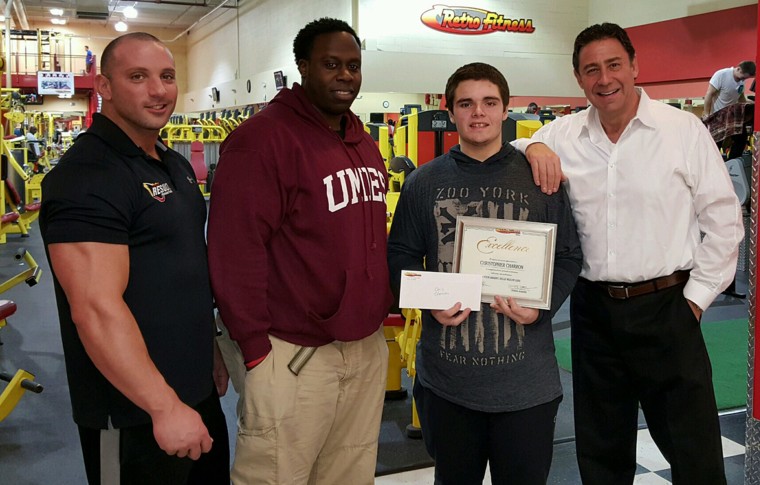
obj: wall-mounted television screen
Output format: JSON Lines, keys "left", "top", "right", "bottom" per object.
{"left": 274, "top": 70, "right": 287, "bottom": 90}
{"left": 22, "top": 92, "right": 43, "bottom": 105}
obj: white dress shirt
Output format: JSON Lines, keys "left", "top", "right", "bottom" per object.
{"left": 512, "top": 89, "right": 743, "bottom": 310}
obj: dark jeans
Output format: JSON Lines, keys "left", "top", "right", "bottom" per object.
{"left": 78, "top": 390, "right": 229, "bottom": 485}
{"left": 414, "top": 379, "right": 561, "bottom": 485}
{"left": 571, "top": 278, "right": 726, "bottom": 485}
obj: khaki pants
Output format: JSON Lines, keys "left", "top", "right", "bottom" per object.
{"left": 232, "top": 326, "right": 388, "bottom": 485}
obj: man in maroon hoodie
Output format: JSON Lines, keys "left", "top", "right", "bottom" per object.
{"left": 207, "top": 17, "right": 391, "bottom": 485}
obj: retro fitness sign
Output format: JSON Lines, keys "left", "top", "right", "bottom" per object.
{"left": 421, "top": 5, "right": 535, "bottom": 35}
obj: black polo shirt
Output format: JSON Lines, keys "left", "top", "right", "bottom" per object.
{"left": 41, "top": 113, "right": 215, "bottom": 429}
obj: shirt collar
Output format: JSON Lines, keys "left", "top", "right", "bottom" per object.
{"left": 85, "top": 113, "right": 168, "bottom": 160}
{"left": 581, "top": 87, "right": 656, "bottom": 141}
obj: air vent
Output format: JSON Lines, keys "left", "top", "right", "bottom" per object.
{"left": 76, "top": 10, "right": 109, "bottom": 20}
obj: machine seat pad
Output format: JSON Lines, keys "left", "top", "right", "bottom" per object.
{"left": 0, "top": 299, "right": 17, "bottom": 320}
{"left": 383, "top": 314, "right": 405, "bottom": 327}
{"left": 1, "top": 212, "right": 19, "bottom": 223}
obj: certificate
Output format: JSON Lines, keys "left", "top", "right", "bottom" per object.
{"left": 398, "top": 271, "right": 482, "bottom": 310}
{"left": 452, "top": 216, "right": 556, "bottom": 310}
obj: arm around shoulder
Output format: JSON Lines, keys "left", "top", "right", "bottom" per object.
{"left": 511, "top": 124, "right": 565, "bottom": 195}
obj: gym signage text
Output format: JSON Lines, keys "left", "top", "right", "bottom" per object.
{"left": 420, "top": 5, "right": 535, "bottom": 35}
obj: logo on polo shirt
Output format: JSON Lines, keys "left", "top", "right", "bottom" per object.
{"left": 143, "top": 182, "right": 174, "bottom": 202}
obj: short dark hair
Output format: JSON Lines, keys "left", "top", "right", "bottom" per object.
{"left": 739, "top": 60, "right": 756, "bottom": 76}
{"left": 293, "top": 18, "right": 361, "bottom": 64}
{"left": 100, "top": 32, "right": 164, "bottom": 76}
{"left": 445, "top": 62, "right": 510, "bottom": 113}
{"left": 572, "top": 22, "right": 636, "bottom": 73}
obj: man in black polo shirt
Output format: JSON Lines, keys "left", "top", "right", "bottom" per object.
{"left": 40, "top": 32, "right": 229, "bottom": 485}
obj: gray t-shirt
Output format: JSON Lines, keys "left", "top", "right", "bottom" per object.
{"left": 388, "top": 144, "right": 582, "bottom": 412}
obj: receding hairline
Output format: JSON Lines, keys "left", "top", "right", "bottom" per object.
{"left": 101, "top": 33, "right": 173, "bottom": 76}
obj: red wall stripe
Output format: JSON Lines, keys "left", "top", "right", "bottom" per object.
{"left": 626, "top": 5, "right": 757, "bottom": 84}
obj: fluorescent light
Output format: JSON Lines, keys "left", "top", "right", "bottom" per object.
{"left": 123, "top": 6, "right": 138, "bottom": 19}
{"left": 115, "top": 21, "right": 128, "bottom": 32}
{"left": 50, "top": 8, "right": 64, "bottom": 16}
{"left": 51, "top": 18, "right": 67, "bottom": 25}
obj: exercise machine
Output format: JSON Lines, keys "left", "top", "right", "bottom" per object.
{"left": 0, "top": 248, "right": 44, "bottom": 422}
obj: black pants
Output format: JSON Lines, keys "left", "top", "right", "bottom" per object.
{"left": 414, "top": 379, "right": 561, "bottom": 485}
{"left": 78, "top": 390, "right": 229, "bottom": 485}
{"left": 570, "top": 279, "right": 725, "bottom": 485}
{"left": 718, "top": 133, "right": 748, "bottom": 160}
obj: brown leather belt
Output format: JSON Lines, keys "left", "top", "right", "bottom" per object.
{"left": 592, "top": 270, "right": 690, "bottom": 300}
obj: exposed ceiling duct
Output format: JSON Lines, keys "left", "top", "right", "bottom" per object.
{"left": 75, "top": 10, "right": 109, "bottom": 20}
{"left": 75, "top": 0, "right": 109, "bottom": 20}
{"left": 10, "top": 0, "right": 28, "bottom": 31}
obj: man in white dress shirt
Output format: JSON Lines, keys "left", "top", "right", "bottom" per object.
{"left": 513, "top": 23, "right": 742, "bottom": 485}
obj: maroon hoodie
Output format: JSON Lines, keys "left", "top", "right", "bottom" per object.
{"left": 207, "top": 83, "right": 392, "bottom": 363}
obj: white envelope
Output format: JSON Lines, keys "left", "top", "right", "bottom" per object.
{"left": 398, "top": 270, "right": 482, "bottom": 311}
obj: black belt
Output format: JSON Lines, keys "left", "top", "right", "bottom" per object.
{"left": 588, "top": 270, "right": 690, "bottom": 300}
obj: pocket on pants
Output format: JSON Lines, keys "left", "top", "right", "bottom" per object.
{"left": 239, "top": 342, "right": 296, "bottom": 435}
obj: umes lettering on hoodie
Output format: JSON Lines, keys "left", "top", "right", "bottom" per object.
{"left": 323, "top": 166, "right": 387, "bottom": 213}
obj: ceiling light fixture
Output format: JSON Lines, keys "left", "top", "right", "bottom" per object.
{"left": 115, "top": 21, "right": 128, "bottom": 32}
{"left": 123, "top": 6, "right": 138, "bottom": 19}
{"left": 50, "top": 8, "right": 64, "bottom": 16}
{"left": 51, "top": 18, "right": 67, "bottom": 25}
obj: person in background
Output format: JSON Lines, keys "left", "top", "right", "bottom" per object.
{"left": 388, "top": 62, "right": 582, "bottom": 484}
{"left": 513, "top": 23, "right": 742, "bottom": 485}
{"left": 25, "top": 126, "right": 42, "bottom": 158}
{"left": 207, "top": 17, "right": 391, "bottom": 485}
{"left": 40, "top": 32, "right": 229, "bottom": 485}
{"left": 527, "top": 101, "right": 539, "bottom": 114}
{"left": 703, "top": 61, "right": 754, "bottom": 298}
{"left": 703, "top": 60, "right": 755, "bottom": 160}
{"left": 704, "top": 61, "right": 755, "bottom": 120}
{"left": 85, "top": 45, "right": 94, "bottom": 73}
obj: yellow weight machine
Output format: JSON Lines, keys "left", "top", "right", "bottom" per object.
{"left": 384, "top": 308, "right": 423, "bottom": 438}
{"left": 0, "top": 135, "right": 45, "bottom": 243}
{"left": 0, "top": 248, "right": 44, "bottom": 422}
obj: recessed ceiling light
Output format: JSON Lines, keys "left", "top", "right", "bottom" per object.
{"left": 50, "top": 8, "right": 64, "bottom": 16}
{"left": 51, "top": 18, "right": 67, "bottom": 25}
{"left": 123, "top": 6, "right": 138, "bottom": 19}
{"left": 115, "top": 21, "right": 128, "bottom": 32}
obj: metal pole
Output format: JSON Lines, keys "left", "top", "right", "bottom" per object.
{"left": 745, "top": 132, "right": 760, "bottom": 484}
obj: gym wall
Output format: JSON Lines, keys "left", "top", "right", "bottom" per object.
{"left": 181, "top": 0, "right": 756, "bottom": 113}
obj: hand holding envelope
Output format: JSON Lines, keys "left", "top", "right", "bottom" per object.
{"left": 399, "top": 271, "right": 482, "bottom": 311}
